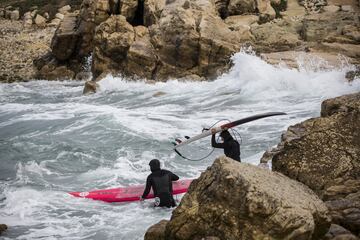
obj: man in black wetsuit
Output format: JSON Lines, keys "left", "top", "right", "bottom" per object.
{"left": 211, "top": 129, "right": 241, "bottom": 162}
{"left": 140, "top": 159, "right": 179, "bottom": 207}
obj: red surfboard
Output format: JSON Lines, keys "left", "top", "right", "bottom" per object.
{"left": 69, "top": 179, "right": 193, "bottom": 203}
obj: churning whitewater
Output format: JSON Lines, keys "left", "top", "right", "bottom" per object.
{"left": 0, "top": 51, "right": 359, "bottom": 239}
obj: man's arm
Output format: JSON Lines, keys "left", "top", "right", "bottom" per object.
{"left": 211, "top": 133, "right": 224, "bottom": 148}
{"left": 170, "top": 172, "right": 179, "bottom": 181}
{"left": 141, "top": 176, "right": 152, "bottom": 199}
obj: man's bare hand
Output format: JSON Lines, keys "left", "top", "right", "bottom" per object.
{"left": 211, "top": 128, "right": 217, "bottom": 135}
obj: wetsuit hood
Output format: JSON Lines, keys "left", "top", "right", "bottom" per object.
{"left": 220, "top": 130, "right": 233, "bottom": 141}
{"left": 149, "top": 159, "right": 161, "bottom": 172}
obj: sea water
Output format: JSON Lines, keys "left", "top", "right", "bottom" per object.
{"left": 0, "top": 51, "right": 359, "bottom": 239}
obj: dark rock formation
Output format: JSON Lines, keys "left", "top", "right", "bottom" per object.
{"left": 51, "top": 13, "right": 79, "bottom": 61}
{"left": 144, "top": 219, "right": 168, "bottom": 240}
{"left": 0, "top": 224, "right": 7, "bottom": 235}
{"left": 323, "top": 224, "right": 359, "bottom": 240}
{"left": 145, "top": 156, "right": 331, "bottom": 240}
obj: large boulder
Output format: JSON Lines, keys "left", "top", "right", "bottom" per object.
{"left": 10, "top": 10, "right": 19, "bottom": 21}
{"left": 34, "top": 14, "right": 47, "bottom": 27}
{"left": 0, "top": 224, "right": 7, "bottom": 235}
{"left": 270, "top": 92, "right": 360, "bottom": 198}
{"left": 92, "top": 0, "right": 247, "bottom": 80}
{"left": 301, "top": 12, "right": 359, "bottom": 44}
{"left": 265, "top": 92, "right": 360, "bottom": 235}
{"left": 251, "top": 18, "right": 303, "bottom": 52}
{"left": 92, "top": 15, "right": 135, "bottom": 77}
{"left": 51, "top": 13, "right": 79, "bottom": 61}
{"left": 145, "top": 157, "right": 331, "bottom": 240}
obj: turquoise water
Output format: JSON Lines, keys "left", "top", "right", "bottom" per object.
{"left": 0, "top": 51, "right": 359, "bottom": 239}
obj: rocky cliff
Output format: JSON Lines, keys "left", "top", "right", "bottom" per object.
{"left": 36, "top": 0, "right": 360, "bottom": 85}
{"left": 262, "top": 92, "right": 360, "bottom": 237}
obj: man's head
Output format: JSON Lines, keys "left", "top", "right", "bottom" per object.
{"left": 149, "top": 159, "right": 161, "bottom": 172}
{"left": 220, "top": 130, "right": 233, "bottom": 141}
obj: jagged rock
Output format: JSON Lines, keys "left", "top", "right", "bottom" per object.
{"left": 196, "top": 12, "right": 242, "bottom": 78}
{"left": 83, "top": 80, "right": 99, "bottom": 94}
{"left": 267, "top": 93, "right": 360, "bottom": 235}
{"left": 51, "top": 13, "right": 79, "bottom": 61}
{"left": 227, "top": 0, "right": 257, "bottom": 15}
{"left": 321, "top": 93, "right": 360, "bottom": 117}
{"left": 75, "top": 71, "right": 92, "bottom": 80}
{"left": 0, "top": 224, "right": 7, "bottom": 235}
{"left": 301, "top": 12, "right": 359, "bottom": 44}
{"left": 34, "top": 14, "right": 47, "bottom": 27}
{"left": 257, "top": 0, "right": 276, "bottom": 22}
{"left": 146, "top": 157, "right": 331, "bottom": 240}
{"left": 251, "top": 19, "right": 303, "bottom": 52}
{"left": 49, "top": 18, "right": 61, "bottom": 27}
{"left": 326, "top": 199, "right": 360, "bottom": 235}
{"left": 272, "top": 92, "right": 360, "bottom": 198}
{"left": 119, "top": 0, "right": 138, "bottom": 22}
{"left": 126, "top": 26, "right": 157, "bottom": 79}
{"left": 31, "top": 10, "right": 38, "bottom": 18}
{"left": 58, "top": 5, "right": 71, "bottom": 14}
{"left": 224, "top": 15, "right": 258, "bottom": 32}
{"left": 317, "top": 43, "right": 360, "bottom": 62}
{"left": 10, "top": 10, "right": 19, "bottom": 21}
{"left": 323, "top": 224, "right": 359, "bottom": 240}
{"left": 92, "top": 15, "right": 135, "bottom": 77}
{"left": 345, "top": 66, "right": 360, "bottom": 82}
{"left": 144, "top": 220, "right": 168, "bottom": 240}
{"left": 260, "top": 51, "right": 359, "bottom": 70}
{"left": 55, "top": 13, "right": 65, "bottom": 20}
{"left": 109, "top": 0, "right": 120, "bottom": 14}
{"left": 143, "top": 0, "right": 166, "bottom": 26}
{"left": 76, "top": 0, "right": 111, "bottom": 57}
{"left": 38, "top": 64, "right": 75, "bottom": 80}
{"left": 23, "top": 12, "right": 33, "bottom": 27}
{"left": 95, "top": 0, "right": 110, "bottom": 24}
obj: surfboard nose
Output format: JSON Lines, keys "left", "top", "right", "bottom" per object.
{"left": 69, "top": 192, "right": 80, "bottom": 197}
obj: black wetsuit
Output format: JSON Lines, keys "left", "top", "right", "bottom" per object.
{"left": 142, "top": 169, "right": 179, "bottom": 207}
{"left": 211, "top": 132, "right": 241, "bottom": 162}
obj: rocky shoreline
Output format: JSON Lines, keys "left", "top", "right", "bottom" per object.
{"left": 0, "top": 0, "right": 359, "bottom": 86}
{"left": 145, "top": 92, "right": 360, "bottom": 240}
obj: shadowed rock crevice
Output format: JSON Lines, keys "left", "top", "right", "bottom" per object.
{"left": 130, "top": 0, "right": 144, "bottom": 26}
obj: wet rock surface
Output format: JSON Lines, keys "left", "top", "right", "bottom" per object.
{"left": 145, "top": 156, "right": 331, "bottom": 240}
